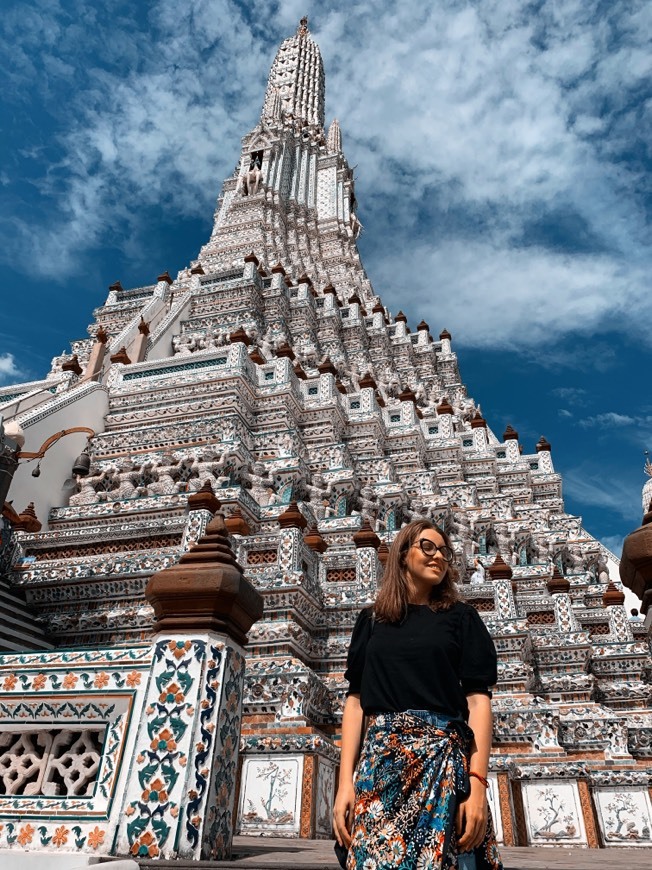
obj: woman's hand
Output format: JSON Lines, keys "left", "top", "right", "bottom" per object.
{"left": 456, "top": 778, "right": 488, "bottom": 852}
{"left": 333, "top": 778, "right": 356, "bottom": 848}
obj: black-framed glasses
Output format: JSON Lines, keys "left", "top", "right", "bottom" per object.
{"left": 412, "top": 538, "right": 454, "bottom": 562}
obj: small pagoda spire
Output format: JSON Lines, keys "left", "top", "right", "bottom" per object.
{"left": 602, "top": 580, "right": 625, "bottom": 607}
{"left": 353, "top": 517, "right": 381, "bottom": 550}
{"left": 488, "top": 553, "right": 513, "bottom": 581}
{"left": 327, "top": 118, "right": 342, "bottom": 153}
{"left": 13, "top": 502, "right": 42, "bottom": 533}
{"left": 145, "top": 513, "right": 263, "bottom": 642}
{"left": 261, "top": 18, "right": 325, "bottom": 130}
{"left": 224, "top": 506, "right": 251, "bottom": 537}
{"left": 377, "top": 538, "right": 390, "bottom": 565}
{"left": 304, "top": 523, "right": 328, "bottom": 553}
{"left": 547, "top": 565, "right": 570, "bottom": 595}
{"left": 187, "top": 480, "right": 221, "bottom": 514}
{"left": 278, "top": 501, "right": 307, "bottom": 530}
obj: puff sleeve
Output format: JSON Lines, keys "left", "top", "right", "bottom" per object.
{"left": 343, "top": 608, "right": 373, "bottom": 695}
{"left": 459, "top": 604, "right": 498, "bottom": 697}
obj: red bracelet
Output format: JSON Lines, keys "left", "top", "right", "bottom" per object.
{"left": 469, "top": 771, "right": 489, "bottom": 788}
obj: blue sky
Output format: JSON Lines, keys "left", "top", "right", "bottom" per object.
{"left": 1, "top": 0, "right": 650, "bottom": 555}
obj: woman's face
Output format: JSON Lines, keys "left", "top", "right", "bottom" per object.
{"left": 403, "top": 527, "right": 449, "bottom": 601}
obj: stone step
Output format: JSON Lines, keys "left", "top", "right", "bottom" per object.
{"left": 0, "top": 579, "right": 54, "bottom": 650}
{"left": 128, "top": 838, "right": 652, "bottom": 870}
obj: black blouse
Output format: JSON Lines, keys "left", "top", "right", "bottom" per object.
{"left": 344, "top": 602, "right": 498, "bottom": 721}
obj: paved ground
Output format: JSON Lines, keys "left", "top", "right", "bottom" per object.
{"left": 136, "top": 834, "right": 652, "bottom": 869}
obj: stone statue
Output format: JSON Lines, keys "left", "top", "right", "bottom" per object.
{"left": 469, "top": 558, "right": 485, "bottom": 585}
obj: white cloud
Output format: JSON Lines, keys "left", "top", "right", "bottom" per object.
{"left": 0, "top": 353, "right": 21, "bottom": 384}
{"left": 579, "top": 412, "right": 649, "bottom": 429}
{"left": 551, "top": 387, "right": 589, "bottom": 404}
{"left": 0, "top": 0, "right": 651, "bottom": 350}
{"left": 563, "top": 467, "right": 642, "bottom": 523}
{"left": 600, "top": 534, "right": 625, "bottom": 558}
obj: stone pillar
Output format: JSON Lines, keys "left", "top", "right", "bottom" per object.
{"left": 471, "top": 411, "right": 488, "bottom": 451}
{"left": 353, "top": 518, "right": 381, "bottom": 601}
{"left": 277, "top": 501, "right": 307, "bottom": 577}
{"left": 436, "top": 396, "right": 454, "bottom": 438}
{"left": 577, "top": 779, "right": 601, "bottom": 848}
{"left": 81, "top": 325, "right": 109, "bottom": 382}
{"left": 0, "top": 433, "right": 19, "bottom": 507}
{"left": 502, "top": 425, "right": 520, "bottom": 462}
{"left": 116, "top": 513, "right": 263, "bottom": 861}
{"left": 131, "top": 318, "right": 150, "bottom": 363}
{"left": 496, "top": 771, "right": 515, "bottom": 846}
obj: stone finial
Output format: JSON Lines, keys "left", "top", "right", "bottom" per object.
{"left": 276, "top": 341, "right": 295, "bottom": 360}
{"left": 304, "top": 523, "right": 328, "bottom": 553}
{"left": 229, "top": 326, "right": 251, "bottom": 346}
{"left": 293, "top": 362, "right": 308, "bottom": 380}
{"left": 395, "top": 310, "right": 407, "bottom": 323}
{"left": 298, "top": 273, "right": 313, "bottom": 287}
{"left": 437, "top": 396, "right": 454, "bottom": 416}
{"left": 61, "top": 355, "right": 83, "bottom": 375}
{"left": 503, "top": 425, "right": 519, "bottom": 441}
{"left": 602, "top": 580, "right": 625, "bottom": 607}
{"left": 108, "top": 280, "right": 123, "bottom": 293}
{"left": 244, "top": 252, "right": 259, "bottom": 266}
{"left": 271, "top": 262, "right": 286, "bottom": 275}
{"left": 257, "top": 266, "right": 269, "bottom": 278}
{"left": 224, "top": 507, "right": 251, "bottom": 537}
{"left": 471, "top": 410, "right": 487, "bottom": 429}
{"left": 138, "top": 317, "right": 150, "bottom": 336}
{"left": 96, "top": 325, "right": 109, "bottom": 344}
{"left": 547, "top": 565, "right": 570, "bottom": 595}
{"left": 372, "top": 302, "right": 384, "bottom": 314}
{"left": 378, "top": 539, "right": 389, "bottom": 565}
{"left": 145, "top": 513, "right": 263, "bottom": 643}
{"left": 358, "top": 371, "right": 377, "bottom": 390}
{"left": 187, "top": 480, "right": 221, "bottom": 514}
{"left": 13, "top": 502, "right": 42, "bottom": 533}
{"left": 110, "top": 347, "right": 132, "bottom": 365}
{"left": 536, "top": 436, "right": 552, "bottom": 452}
{"left": 157, "top": 271, "right": 173, "bottom": 285}
{"left": 417, "top": 319, "right": 430, "bottom": 332}
{"left": 348, "top": 291, "right": 361, "bottom": 305}
{"left": 317, "top": 356, "right": 338, "bottom": 376}
{"left": 353, "top": 517, "right": 381, "bottom": 550}
{"left": 488, "top": 553, "right": 513, "bottom": 581}
{"left": 322, "top": 283, "right": 336, "bottom": 295}
{"left": 439, "top": 328, "right": 452, "bottom": 340}
{"left": 190, "top": 263, "right": 205, "bottom": 275}
{"left": 249, "top": 347, "right": 266, "bottom": 365}
{"left": 278, "top": 501, "right": 307, "bottom": 530}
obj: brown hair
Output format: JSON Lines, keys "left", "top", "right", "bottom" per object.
{"left": 374, "top": 519, "right": 460, "bottom": 623}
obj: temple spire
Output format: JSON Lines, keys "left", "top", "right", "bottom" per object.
{"left": 327, "top": 118, "right": 342, "bottom": 153}
{"left": 261, "top": 18, "right": 325, "bottom": 131}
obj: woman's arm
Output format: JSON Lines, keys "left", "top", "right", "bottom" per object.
{"left": 332, "top": 693, "right": 365, "bottom": 848}
{"left": 456, "top": 692, "right": 492, "bottom": 852}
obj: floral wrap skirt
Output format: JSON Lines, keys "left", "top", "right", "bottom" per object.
{"left": 347, "top": 711, "right": 503, "bottom": 870}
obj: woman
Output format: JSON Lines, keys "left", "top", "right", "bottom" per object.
{"left": 333, "top": 520, "right": 503, "bottom": 870}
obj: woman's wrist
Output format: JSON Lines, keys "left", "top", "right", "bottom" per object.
{"left": 469, "top": 771, "right": 489, "bottom": 788}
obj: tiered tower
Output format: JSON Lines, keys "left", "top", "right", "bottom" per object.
{"left": 1, "top": 20, "right": 651, "bottom": 849}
